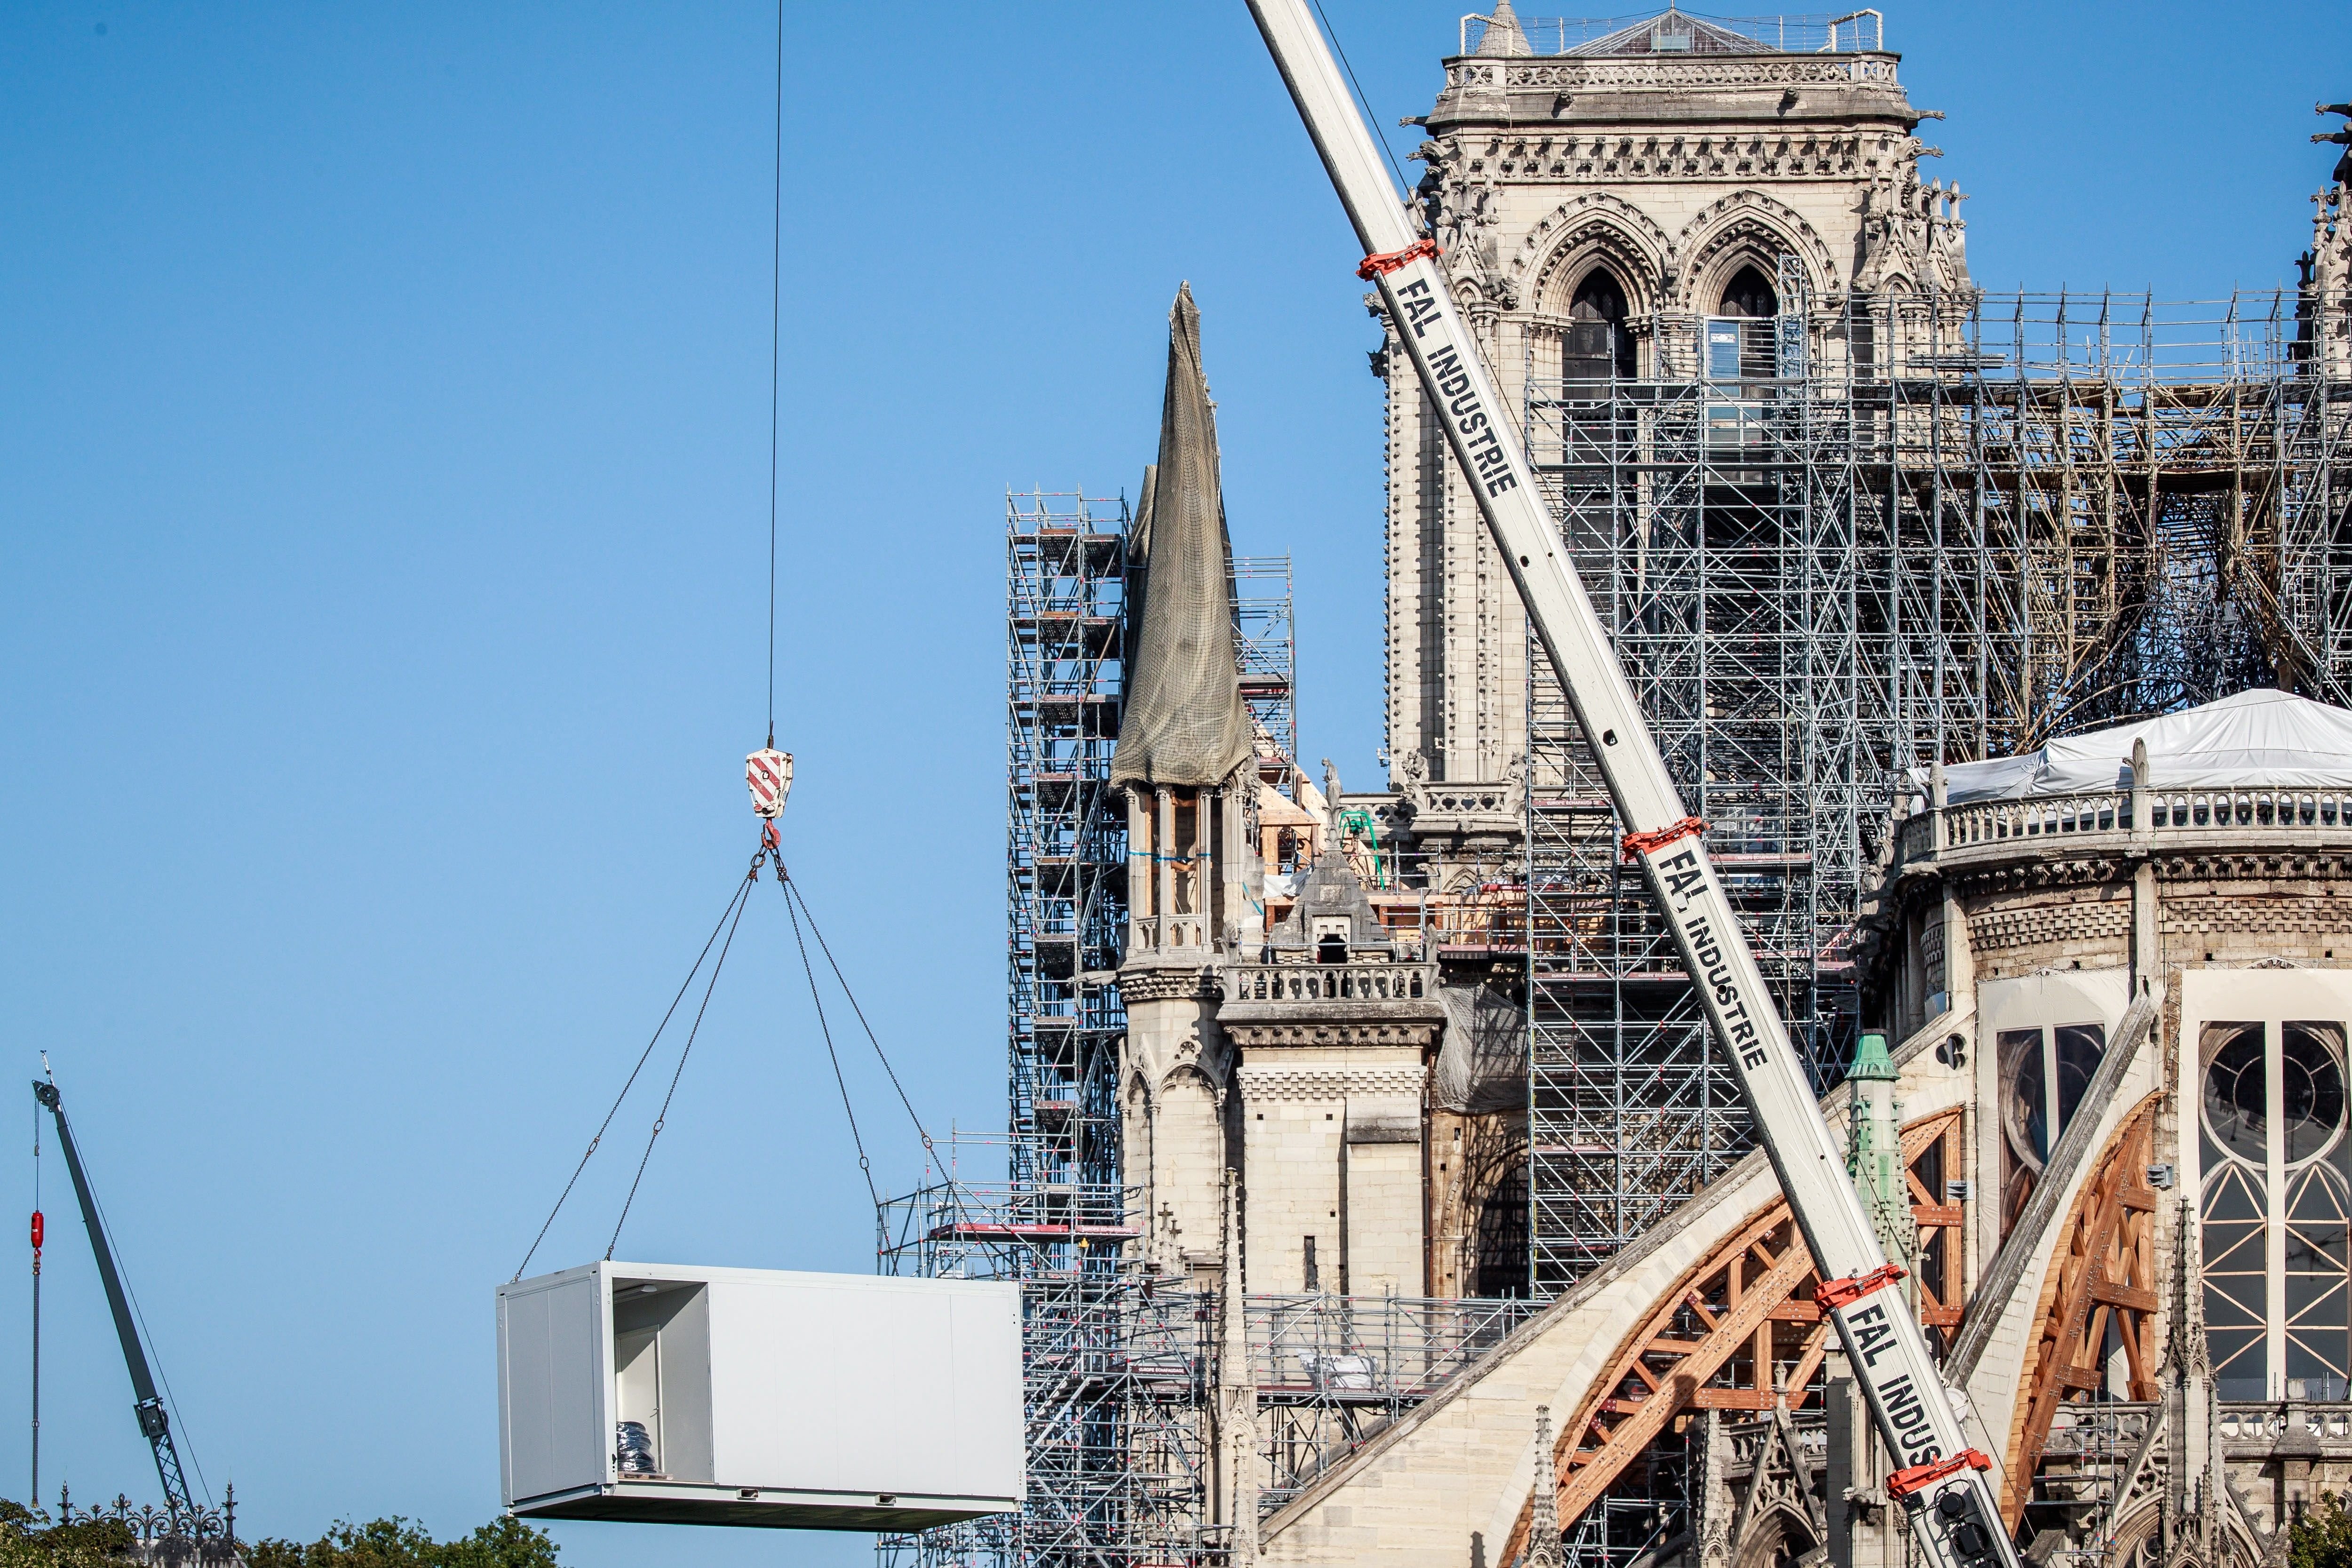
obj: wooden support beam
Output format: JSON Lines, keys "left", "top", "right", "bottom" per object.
{"left": 2002, "top": 1098, "right": 2161, "bottom": 1529}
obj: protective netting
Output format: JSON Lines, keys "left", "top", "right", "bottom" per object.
{"left": 1433, "top": 982, "right": 1529, "bottom": 1114}
{"left": 1111, "top": 284, "right": 1255, "bottom": 789}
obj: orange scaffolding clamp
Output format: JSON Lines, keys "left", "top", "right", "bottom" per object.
{"left": 1815, "top": 1262, "right": 1907, "bottom": 1312}
{"left": 1888, "top": 1449, "right": 1994, "bottom": 1499}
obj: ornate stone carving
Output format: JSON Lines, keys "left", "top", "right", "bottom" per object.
{"left": 1675, "top": 188, "right": 1842, "bottom": 307}
{"left": 1117, "top": 964, "right": 1220, "bottom": 1004}
{"left": 1233, "top": 1065, "right": 1429, "bottom": 1102}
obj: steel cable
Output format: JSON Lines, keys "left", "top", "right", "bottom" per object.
{"left": 513, "top": 867, "right": 755, "bottom": 1281}
{"left": 778, "top": 871, "right": 879, "bottom": 1212}
{"left": 605, "top": 871, "right": 756, "bottom": 1259}
{"left": 777, "top": 870, "right": 936, "bottom": 1159}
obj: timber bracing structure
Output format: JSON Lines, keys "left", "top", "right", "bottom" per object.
{"left": 1525, "top": 287, "right": 2352, "bottom": 1297}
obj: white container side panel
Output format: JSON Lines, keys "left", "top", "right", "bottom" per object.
{"left": 705, "top": 1272, "right": 1023, "bottom": 1500}
{"left": 949, "top": 1284, "right": 1026, "bottom": 1499}
{"left": 499, "top": 1271, "right": 605, "bottom": 1504}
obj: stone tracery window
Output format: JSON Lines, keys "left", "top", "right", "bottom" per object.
{"left": 2199, "top": 1018, "right": 2352, "bottom": 1398}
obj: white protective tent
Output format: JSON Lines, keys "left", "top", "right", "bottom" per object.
{"left": 1936, "top": 689, "right": 2352, "bottom": 804}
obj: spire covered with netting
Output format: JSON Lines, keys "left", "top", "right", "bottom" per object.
{"left": 1111, "top": 283, "right": 1254, "bottom": 789}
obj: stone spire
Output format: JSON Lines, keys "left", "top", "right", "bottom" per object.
{"left": 1111, "top": 284, "right": 1255, "bottom": 789}
{"left": 1473, "top": 0, "right": 1532, "bottom": 57}
{"left": 1525, "top": 1405, "right": 1565, "bottom": 1568}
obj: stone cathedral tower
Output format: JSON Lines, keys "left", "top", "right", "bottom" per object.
{"left": 1382, "top": 1, "right": 1969, "bottom": 822}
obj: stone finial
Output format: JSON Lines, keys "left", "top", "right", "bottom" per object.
{"left": 2131, "top": 736, "right": 2151, "bottom": 794}
{"left": 1525, "top": 1405, "right": 1565, "bottom": 1568}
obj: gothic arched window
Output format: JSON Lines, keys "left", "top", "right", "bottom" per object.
{"left": 2201, "top": 1018, "right": 2352, "bottom": 1399}
{"left": 1718, "top": 264, "right": 1780, "bottom": 318}
{"left": 1565, "top": 268, "right": 1636, "bottom": 383}
{"left": 1705, "top": 264, "right": 1784, "bottom": 385}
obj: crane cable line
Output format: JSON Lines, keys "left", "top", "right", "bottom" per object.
{"left": 764, "top": 0, "right": 784, "bottom": 748}
{"left": 777, "top": 869, "right": 935, "bottom": 1161}
{"left": 515, "top": 848, "right": 936, "bottom": 1271}
{"left": 513, "top": 867, "right": 756, "bottom": 1281}
{"left": 516, "top": 1, "right": 932, "bottom": 1273}
{"left": 778, "top": 870, "right": 878, "bottom": 1213}
{"left": 605, "top": 864, "right": 758, "bottom": 1260}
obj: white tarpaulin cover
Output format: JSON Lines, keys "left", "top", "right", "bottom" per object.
{"left": 1937, "top": 689, "right": 2352, "bottom": 803}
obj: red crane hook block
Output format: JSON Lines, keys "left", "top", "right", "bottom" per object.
{"left": 30, "top": 1210, "right": 42, "bottom": 1249}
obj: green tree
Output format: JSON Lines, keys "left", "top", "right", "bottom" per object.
{"left": 244, "top": 1516, "right": 557, "bottom": 1568}
{"left": 0, "top": 1499, "right": 140, "bottom": 1567}
{"left": 2293, "top": 1491, "right": 2352, "bottom": 1568}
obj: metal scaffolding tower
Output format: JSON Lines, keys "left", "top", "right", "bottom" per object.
{"left": 1004, "top": 490, "right": 1130, "bottom": 1206}
{"left": 1234, "top": 555, "right": 1300, "bottom": 791}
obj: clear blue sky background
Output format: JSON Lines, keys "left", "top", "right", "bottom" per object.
{"left": 1, "top": 3, "right": 2342, "bottom": 1564}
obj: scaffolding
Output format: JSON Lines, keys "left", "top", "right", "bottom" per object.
{"left": 1519, "top": 285, "right": 2351, "bottom": 1564}
{"left": 1234, "top": 554, "right": 1299, "bottom": 791}
{"left": 881, "top": 494, "right": 1300, "bottom": 1568}
{"left": 1003, "top": 490, "right": 1130, "bottom": 1208}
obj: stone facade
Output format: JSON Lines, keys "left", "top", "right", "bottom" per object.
{"left": 1248, "top": 737, "right": 2352, "bottom": 1567}
{"left": 1380, "top": 8, "right": 1962, "bottom": 797}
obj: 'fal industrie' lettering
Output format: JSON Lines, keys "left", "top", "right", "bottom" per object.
{"left": 1674, "top": 901, "right": 1768, "bottom": 1072}
{"left": 1390, "top": 279, "right": 1519, "bottom": 501}
{"left": 1838, "top": 1302, "right": 1941, "bottom": 1466}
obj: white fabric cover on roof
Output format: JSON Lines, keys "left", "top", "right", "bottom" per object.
{"left": 1937, "top": 689, "right": 2352, "bottom": 803}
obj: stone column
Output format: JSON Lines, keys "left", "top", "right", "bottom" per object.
{"left": 1128, "top": 788, "right": 1152, "bottom": 952}
{"left": 1157, "top": 787, "right": 1175, "bottom": 952}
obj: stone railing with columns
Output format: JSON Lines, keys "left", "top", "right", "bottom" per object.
{"left": 1224, "top": 962, "right": 1438, "bottom": 1007}
{"left": 1891, "top": 780, "right": 2352, "bottom": 872}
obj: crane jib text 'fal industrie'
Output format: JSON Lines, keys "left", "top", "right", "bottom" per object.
{"left": 1239, "top": 5, "right": 2018, "bottom": 1567}
{"left": 32, "top": 1080, "right": 197, "bottom": 1521}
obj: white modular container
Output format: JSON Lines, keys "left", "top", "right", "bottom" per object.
{"left": 497, "top": 1261, "right": 1023, "bottom": 1531}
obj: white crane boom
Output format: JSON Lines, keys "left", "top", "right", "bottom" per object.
{"left": 1240, "top": 6, "right": 2018, "bottom": 1565}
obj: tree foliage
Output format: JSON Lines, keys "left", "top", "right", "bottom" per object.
{"left": 2294, "top": 1492, "right": 2352, "bottom": 1568}
{"left": 0, "top": 1501, "right": 144, "bottom": 1567}
{"left": 245, "top": 1517, "right": 558, "bottom": 1568}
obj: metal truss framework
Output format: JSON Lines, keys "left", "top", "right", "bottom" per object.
{"left": 883, "top": 493, "right": 1329, "bottom": 1568}
{"left": 2006, "top": 1098, "right": 2163, "bottom": 1536}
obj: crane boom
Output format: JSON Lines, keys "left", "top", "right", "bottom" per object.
{"left": 32, "top": 1079, "right": 197, "bottom": 1521}
{"left": 1240, "top": 7, "right": 2018, "bottom": 1566}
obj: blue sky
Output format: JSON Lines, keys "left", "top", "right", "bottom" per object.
{"left": 1, "top": 3, "right": 2342, "bottom": 1564}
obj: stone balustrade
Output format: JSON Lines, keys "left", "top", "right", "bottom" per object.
{"left": 1224, "top": 961, "right": 1436, "bottom": 1006}
{"left": 1893, "top": 785, "right": 2352, "bottom": 868}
